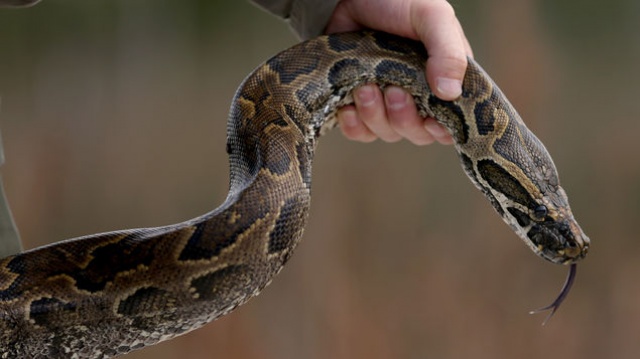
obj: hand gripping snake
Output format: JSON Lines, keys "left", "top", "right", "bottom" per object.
{"left": 0, "top": 31, "right": 590, "bottom": 358}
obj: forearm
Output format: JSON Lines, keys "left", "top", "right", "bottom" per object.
{"left": 251, "top": 0, "right": 339, "bottom": 39}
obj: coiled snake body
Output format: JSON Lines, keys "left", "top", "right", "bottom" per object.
{"left": 0, "top": 31, "right": 589, "bottom": 358}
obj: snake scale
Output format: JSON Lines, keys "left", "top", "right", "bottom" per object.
{"left": 0, "top": 31, "right": 590, "bottom": 358}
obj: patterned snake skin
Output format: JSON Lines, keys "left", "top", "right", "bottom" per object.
{"left": 0, "top": 31, "right": 590, "bottom": 358}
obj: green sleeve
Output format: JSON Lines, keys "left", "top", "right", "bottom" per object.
{"left": 0, "top": 0, "right": 41, "bottom": 7}
{"left": 251, "top": 0, "right": 339, "bottom": 39}
{"left": 0, "top": 1, "right": 33, "bottom": 256}
{"left": 0, "top": 130, "right": 21, "bottom": 257}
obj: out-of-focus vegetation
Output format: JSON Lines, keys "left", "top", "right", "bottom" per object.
{"left": 1, "top": 0, "right": 639, "bottom": 358}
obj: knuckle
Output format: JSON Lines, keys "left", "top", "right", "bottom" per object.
{"left": 390, "top": 116, "right": 415, "bottom": 132}
{"left": 390, "top": 112, "right": 421, "bottom": 132}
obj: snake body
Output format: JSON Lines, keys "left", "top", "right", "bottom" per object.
{"left": 0, "top": 31, "right": 589, "bottom": 358}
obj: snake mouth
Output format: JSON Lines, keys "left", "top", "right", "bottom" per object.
{"left": 527, "top": 220, "right": 589, "bottom": 264}
{"left": 558, "top": 238, "right": 589, "bottom": 263}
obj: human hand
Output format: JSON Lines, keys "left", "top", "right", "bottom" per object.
{"left": 325, "top": 0, "right": 473, "bottom": 145}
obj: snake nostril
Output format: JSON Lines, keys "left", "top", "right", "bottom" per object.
{"left": 564, "top": 246, "right": 580, "bottom": 258}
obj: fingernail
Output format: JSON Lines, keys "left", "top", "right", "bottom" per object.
{"left": 436, "top": 77, "right": 462, "bottom": 99}
{"left": 384, "top": 86, "right": 408, "bottom": 110}
{"left": 356, "top": 85, "right": 376, "bottom": 106}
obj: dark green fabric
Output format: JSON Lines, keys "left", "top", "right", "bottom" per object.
{"left": 252, "top": 0, "right": 339, "bottom": 39}
{"left": 0, "top": 0, "right": 41, "bottom": 8}
{"left": 0, "top": 129, "right": 21, "bottom": 257}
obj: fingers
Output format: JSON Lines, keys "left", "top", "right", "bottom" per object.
{"left": 350, "top": 85, "right": 402, "bottom": 143}
{"left": 327, "top": 0, "right": 470, "bottom": 145}
{"left": 337, "top": 105, "right": 377, "bottom": 143}
{"left": 338, "top": 85, "right": 453, "bottom": 145}
{"left": 382, "top": 86, "right": 435, "bottom": 145}
{"left": 327, "top": 0, "right": 472, "bottom": 102}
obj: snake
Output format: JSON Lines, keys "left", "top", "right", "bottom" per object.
{"left": 0, "top": 31, "right": 590, "bottom": 358}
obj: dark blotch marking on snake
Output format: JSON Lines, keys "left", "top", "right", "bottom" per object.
{"left": 460, "top": 153, "right": 504, "bottom": 216}
{"left": 178, "top": 207, "right": 268, "bottom": 261}
{"left": 328, "top": 58, "right": 363, "bottom": 87}
{"left": 477, "top": 159, "right": 537, "bottom": 209}
{"left": 270, "top": 116, "right": 288, "bottom": 128}
{"left": 374, "top": 59, "right": 420, "bottom": 86}
{"left": 473, "top": 97, "right": 496, "bottom": 135}
{"left": 266, "top": 53, "right": 318, "bottom": 85}
{"left": 268, "top": 196, "right": 307, "bottom": 255}
{"left": 191, "top": 265, "right": 252, "bottom": 302}
{"left": 327, "top": 34, "right": 358, "bottom": 52}
{"left": 459, "top": 152, "right": 476, "bottom": 181}
{"left": 70, "top": 234, "right": 156, "bottom": 292}
{"left": 29, "top": 297, "right": 77, "bottom": 326}
{"left": 226, "top": 135, "right": 260, "bottom": 183}
{"left": 261, "top": 136, "right": 292, "bottom": 176}
{"left": 1, "top": 236, "right": 153, "bottom": 299}
{"left": 296, "top": 82, "right": 329, "bottom": 114}
{"left": 428, "top": 95, "right": 469, "bottom": 144}
{"left": 117, "top": 287, "right": 172, "bottom": 316}
{"left": 0, "top": 256, "right": 29, "bottom": 301}
{"left": 461, "top": 65, "right": 491, "bottom": 99}
{"left": 508, "top": 207, "right": 531, "bottom": 227}
{"left": 371, "top": 31, "right": 426, "bottom": 57}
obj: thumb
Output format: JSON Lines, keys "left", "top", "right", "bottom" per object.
{"left": 410, "top": 1, "right": 469, "bottom": 100}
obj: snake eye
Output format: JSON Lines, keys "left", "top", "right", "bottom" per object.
{"left": 533, "top": 205, "right": 548, "bottom": 220}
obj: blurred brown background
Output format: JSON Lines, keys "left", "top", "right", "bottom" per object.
{"left": 1, "top": 0, "right": 639, "bottom": 358}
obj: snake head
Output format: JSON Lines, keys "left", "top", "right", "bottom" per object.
{"left": 505, "top": 187, "right": 590, "bottom": 264}
{"left": 462, "top": 118, "right": 591, "bottom": 265}
{"left": 525, "top": 211, "right": 590, "bottom": 264}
